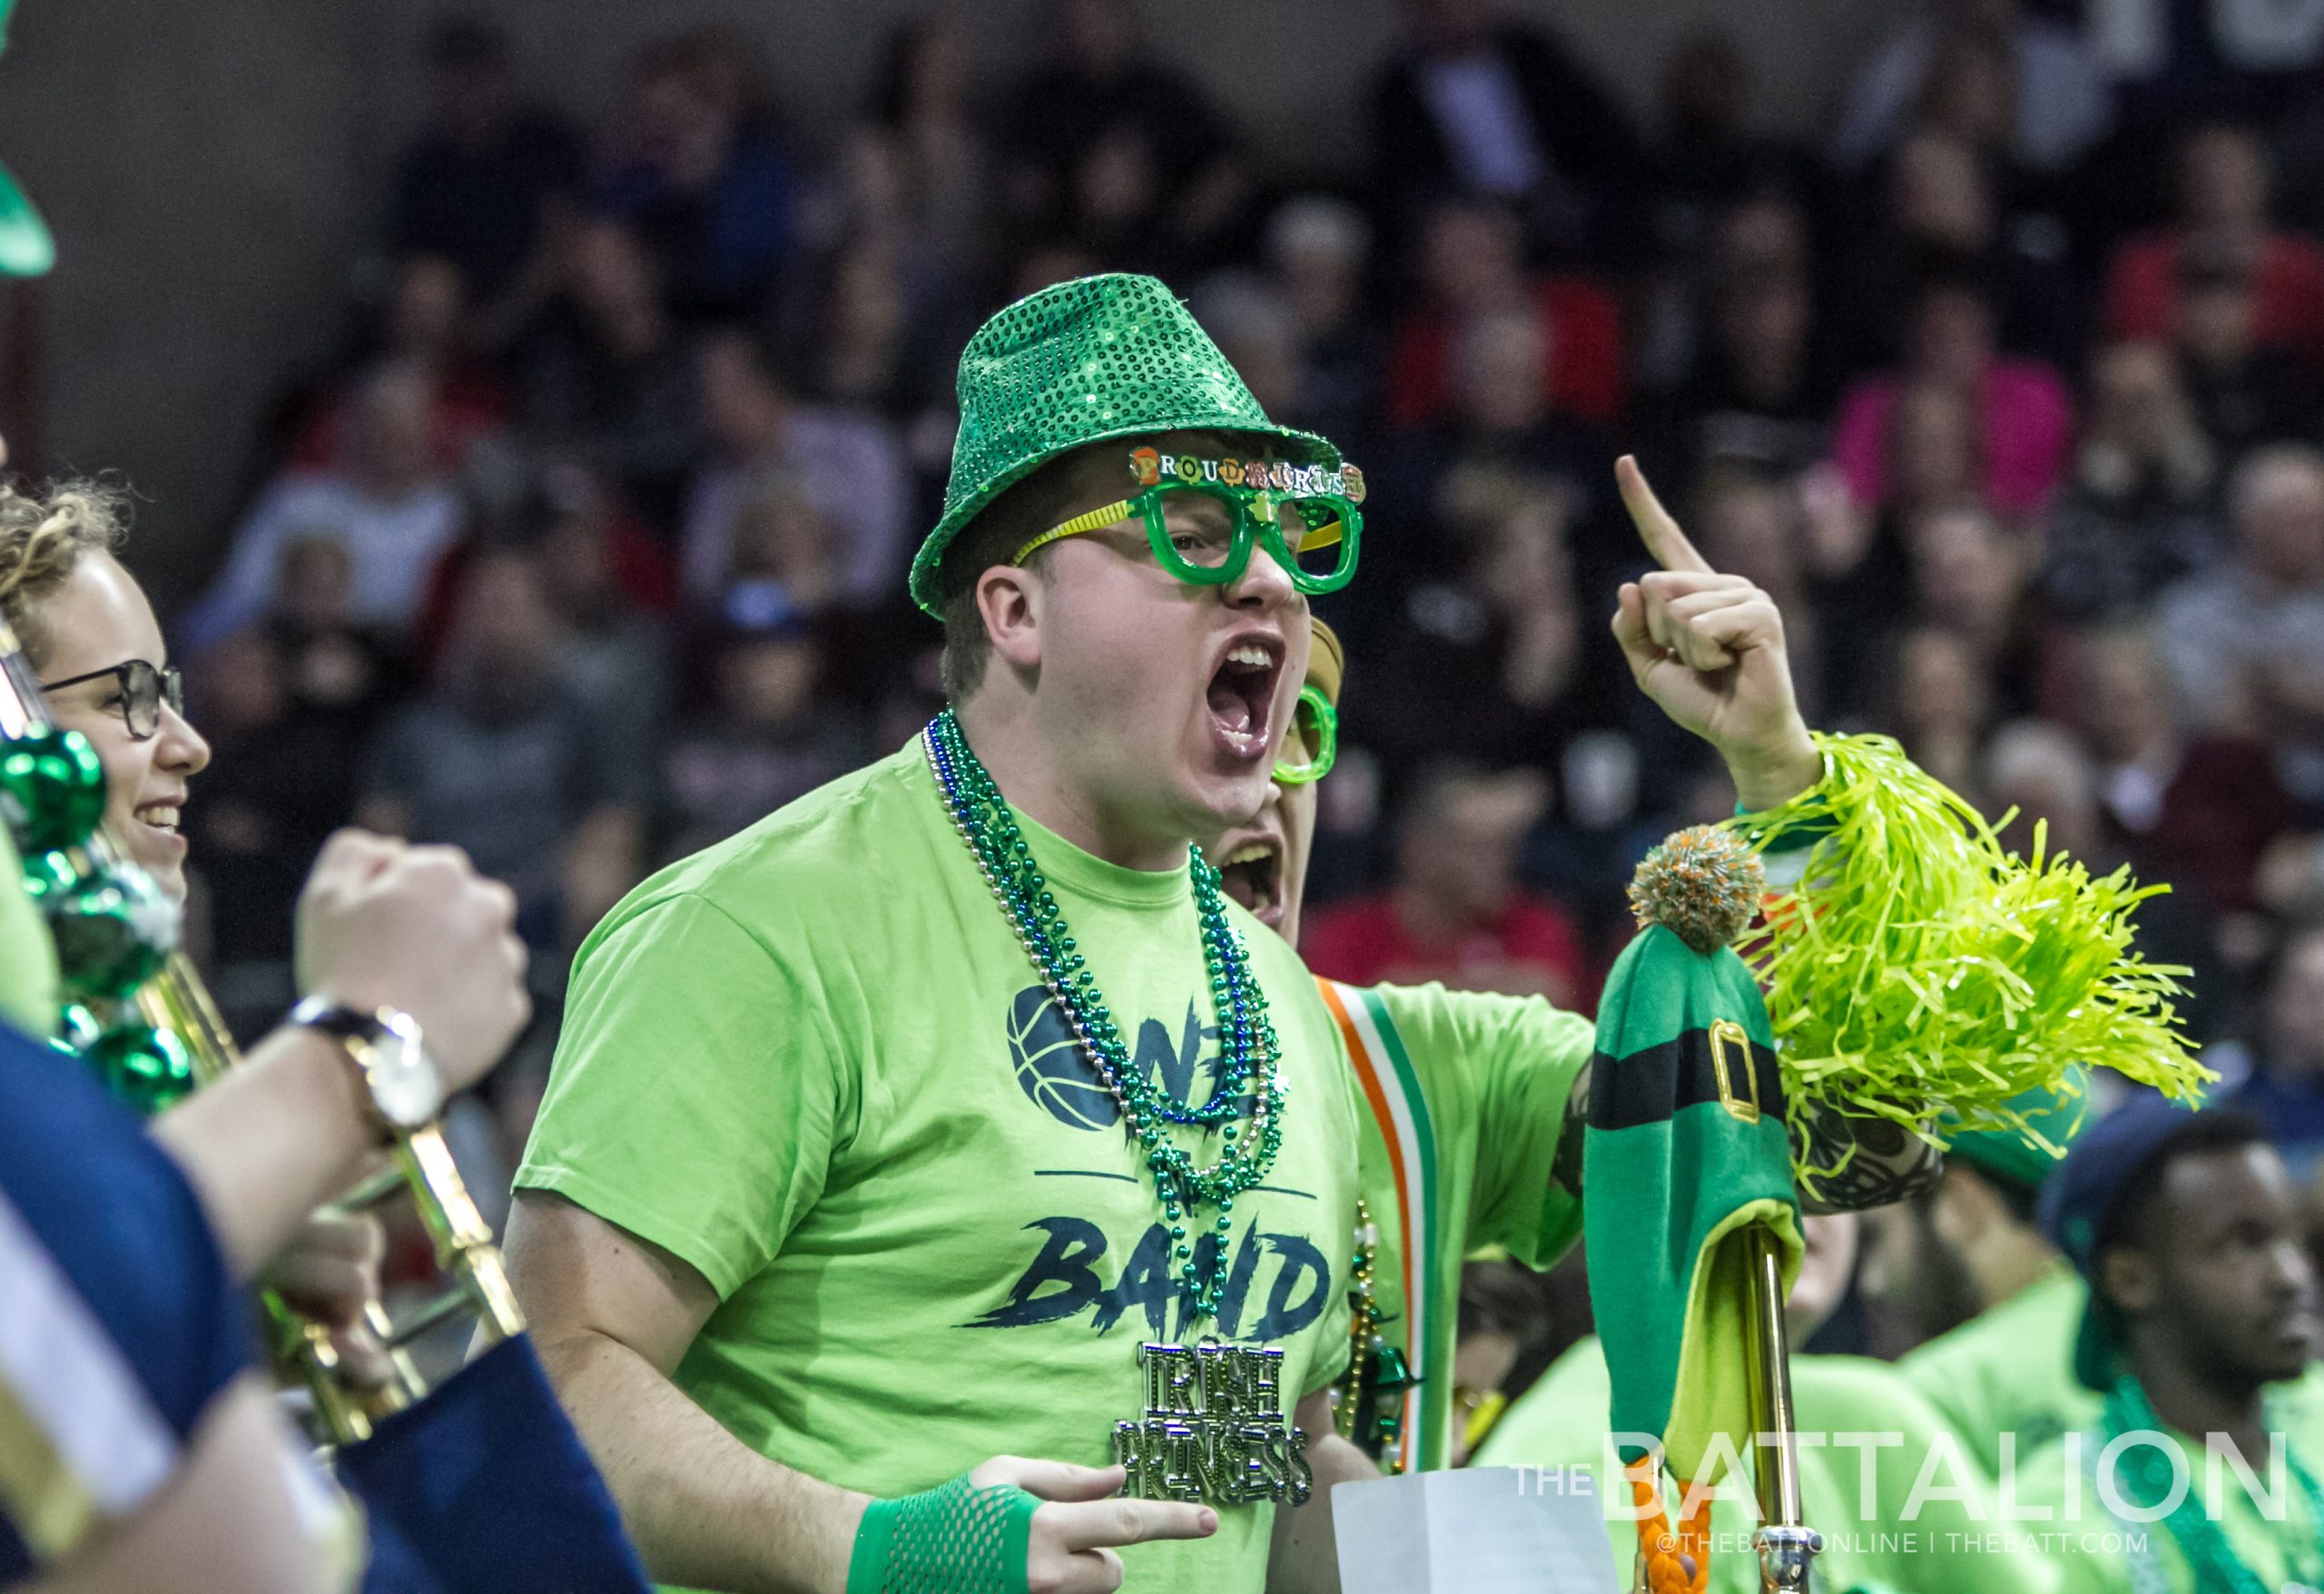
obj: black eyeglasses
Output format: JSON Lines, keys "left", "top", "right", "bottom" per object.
{"left": 38, "top": 659, "right": 184, "bottom": 741}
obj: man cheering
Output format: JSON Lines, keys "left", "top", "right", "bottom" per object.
{"left": 503, "top": 275, "right": 1819, "bottom": 1594}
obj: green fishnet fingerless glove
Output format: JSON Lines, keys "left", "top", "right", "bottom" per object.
{"left": 845, "top": 1474, "right": 1039, "bottom": 1594}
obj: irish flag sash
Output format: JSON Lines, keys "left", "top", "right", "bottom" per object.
{"left": 1315, "top": 978, "right": 1440, "bottom": 1472}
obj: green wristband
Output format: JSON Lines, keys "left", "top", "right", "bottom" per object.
{"left": 846, "top": 1474, "right": 1039, "bottom": 1594}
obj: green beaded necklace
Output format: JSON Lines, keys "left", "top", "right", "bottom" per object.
{"left": 925, "top": 710, "right": 1287, "bottom": 1323}
{"left": 2100, "top": 1378, "right": 2324, "bottom": 1594}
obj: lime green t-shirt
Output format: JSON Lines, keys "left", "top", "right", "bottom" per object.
{"left": 1475, "top": 1336, "right": 2063, "bottom": 1594}
{"left": 1316, "top": 978, "right": 1592, "bottom": 1473}
{"left": 517, "top": 741, "right": 1360, "bottom": 1594}
{"left": 2012, "top": 1368, "right": 2324, "bottom": 1594}
{"left": 1900, "top": 1264, "right": 2098, "bottom": 1480}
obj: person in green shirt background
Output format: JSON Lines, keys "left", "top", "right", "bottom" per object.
{"left": 1866, "top": 1083, "right": 2101, "bottom": 1478}
{"left": 2015, "top": 1101, "right": 2324, "bottom": 1594}
{"left": 1474, "top": 1212, "right": 2065, "bottom": 1594}
{"left": 1207, "top": 616, "right": 1595, "bottom": 1478}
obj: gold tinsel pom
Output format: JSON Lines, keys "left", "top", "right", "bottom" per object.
{"left": 1628, "top": 825, "right": 1766, "bottom": 953}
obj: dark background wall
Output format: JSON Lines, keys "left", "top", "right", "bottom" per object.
{"left": 0, "top": 0, "right": 1900, "bottom": 602}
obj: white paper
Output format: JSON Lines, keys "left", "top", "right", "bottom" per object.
{"left": 1333, "top": 1466, "right": 1624, "bottom": 1593}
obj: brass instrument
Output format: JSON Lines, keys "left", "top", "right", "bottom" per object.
{"left": 2, "top": 616, "right": 525, "bottom": 1445}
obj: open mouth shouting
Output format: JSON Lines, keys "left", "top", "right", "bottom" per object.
{"left": 1205, "top": 634, "right": 1285, "bottom": 764}
{"left": 1214, "top": 821, "right": 1287, "bottom": 931}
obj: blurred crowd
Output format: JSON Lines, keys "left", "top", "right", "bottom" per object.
{"left": 152, "top": 0, "right": 2324, "bottom": 1302}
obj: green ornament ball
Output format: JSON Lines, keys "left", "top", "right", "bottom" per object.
{"left": 54, "top": 1001, "right": 103, "bottom": 1051}
{"left": 48, "top": 863, "right": 177, "bottom": 1000}
{"left": 84, "top": 1023, "right": 196, "bottom": 1115}
{"left": 0, "top": 729, "right": 106, "bottom": 854}
{"left": 19, "top": 845, "right": 78, "bottom": 908}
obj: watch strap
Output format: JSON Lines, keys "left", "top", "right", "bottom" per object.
{"left": 288, "top": 996, "right": 419, "bottom": 1138}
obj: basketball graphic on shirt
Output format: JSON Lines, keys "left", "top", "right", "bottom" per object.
{"left": 1009, "top": 985, "right": 1120, "bottom": 1130}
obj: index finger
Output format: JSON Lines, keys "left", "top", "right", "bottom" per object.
{"left": 1615, "top": 455, "right": 1714, "bottom": 576}
{"left": 1049, "top": 1497, "right": 1218, "bottom": 1553}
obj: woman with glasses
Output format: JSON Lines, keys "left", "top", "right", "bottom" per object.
{"left": 0, "top": 481, "right": 211, "bottom": 903}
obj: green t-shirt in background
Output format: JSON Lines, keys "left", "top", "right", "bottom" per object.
{"left": 2013, "top": 1367, "right": 2324, "bottom": 1594}
{"left": 1476, "top": 1336, "right": 2063, "bottom": 1594}
{"left": 1319, "top": 979, "right": 1592, "bottom": 1472}
{"left": 1900, "top": 1264, "right": 2097, "bottom": 1480}
{"left": 517, "top": 741, "right": 1359, "bottom": 1594}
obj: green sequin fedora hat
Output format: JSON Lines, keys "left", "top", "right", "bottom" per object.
{"left": 0, "top": 0, "right": 53, "bottom": 280}
{"left": 908, "top": 271, "right": 1340, "bottom": 615}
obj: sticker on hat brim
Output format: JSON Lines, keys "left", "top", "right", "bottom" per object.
{"left": 1129, "top": 447, "right": 1365, "bottom": 503}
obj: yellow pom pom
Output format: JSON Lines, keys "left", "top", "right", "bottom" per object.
{"left": 1628, "top": 824, "right": 1766, "bottom": 953}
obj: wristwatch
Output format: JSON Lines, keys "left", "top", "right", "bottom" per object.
{"left": 288, "top": 996, "right": 445, "bottom": 1137}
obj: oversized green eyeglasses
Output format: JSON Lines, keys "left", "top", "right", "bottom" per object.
{"left": 1273, "top": 685, "right": 1337, "bottom": 784}
{"left": 1010, "top": 447, "right": 1366, "bottom": 595}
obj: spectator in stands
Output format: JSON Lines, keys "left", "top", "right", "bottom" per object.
{"left": 179, "top": 628, "right": 308, "bottom": 978}
{"left": 1369, "top": 0, "right": 1638, "bottom": 258}
{"left": 358, "top": 548, "right": 643, "bottom": 951}
{"left": 1384, "top": 197, "right": 1625, "bottom": 431}
{"left": 2042, "top": 341, "right": 2222, "bottom": 619}
{"left": 679, "top": 328, "right": 907, "bottom": 609}
{"left": 184, "top": 361, "right": 464, "bottom": 650}
{"left": 1634, "top": 31, "right": 1829, "bottom": 297}
{"left": 2170, "top": 243, "right": 2318, "bottom": 464}
{"left": 1833, "top": 0, "right": 2112, "bottom": 176}
{"left": 785, "top": 231, "right": 918, "bottom": 420}
{"left": 1302, "top": 762, "right": 1590, "bottom": 1006}
{"left": 2231, "top": 925, "right": 2324, "bottom": 1178}
{"left": 723, "top": 471, "right": 839, "bottom": 616}
{"left": 1648, "top": 251, "right": 1834, "bottom": 491}
{"left": 996, "top": 0, "right": 1249, "bottom": 277}
{"left": 261, "top": 532, "right": 412, "bottom": 752}
{"left": 1258, "top": 197, "right": 1378, "bottom": 451}
{"left": 1839, "top": 129, "right": 2083, "bottom": 374}
{"left": 1884, "top": 625, "right": 1994, "bottom": 800}
{"left": 1985, "top": 718, "right": 2230, "bottom": 1039}
{"left": 287, "top": 253, "right": 508, "bottom": 474}
{"left": 655, "top": 581, "right": 870, "bottom": 861}
{"left": 2104, "top": 122, "right": 2324, "bottom": 371}
{"left": 1909, "top": 503, "right": 2032, "bottom": 674}
{"left": 522, "top": 461, "right": 674, "bottom": 753}
{"left": 1353, "top": 469, "right": 1622, "bottom": 798}
{"left": 1189, "top": 275, "right": 1302, "bottom": 426}
{"left": 594, "top": 29, "right": 798, "bottom": 322}
{"left": 215, "top": 530, "right": 414, "bottom": 975}
{"left": 516, "top": 215, "right": 699, "bottom": 532}
{"left": 2156, "top": 444, "right": 2324, "bottom": 744}
{"left": 856, "top": 14, "right": 992, "bottom": 281}
{"left": 183, "top": 535, "right": 412, "bottom": 986}
{"left": 1832, "top": 275, "right": 2073, "bottom": 522}
{"left": 2073, "top": 625, "right": 2294, "bottom": 918}
{"left": 387, "top": 16, "right": 580, "bottom": 306}
{"left": 1383, "top": 307, "right": 1610, "bottom": 595}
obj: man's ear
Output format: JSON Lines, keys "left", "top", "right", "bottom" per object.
{"left": 977, "top": 564, "right": 1043, "bottom": 673}
{"left": 2099, "top": 1246, "right": 2160, "bottom": 1315}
